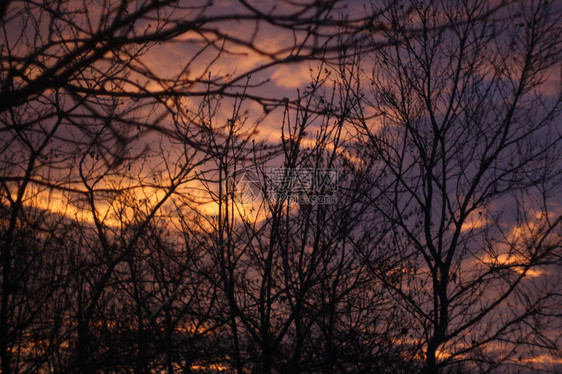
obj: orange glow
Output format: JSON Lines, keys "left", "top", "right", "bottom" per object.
{"left": 481, "top": 253, "right": 544, "bottom": 278}
{"left": 190, "top": 363, "right": 229, "bottom": 372}
{"left": 522, "top": 354, "right": 562, "bottom": 365}
{"left": 271, "top": 63, "right": 315, "bottom": 89}
{"left": 460, "top": 212, "right": 486, "bottom": 232}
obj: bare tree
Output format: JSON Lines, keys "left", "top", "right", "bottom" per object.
{"left": 348, "top": 0, "right": 562, "bottom": 372}
{"left": 5, "top": 0, "right": 560, "bottom": 373}
{"left": 0, "top": 0, "right": 391, "bottom": 372}
{"left": 178, "top": 64, "right": 417, "bottom": 373}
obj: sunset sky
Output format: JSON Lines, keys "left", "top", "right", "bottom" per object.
{"left": 1, "top": 0, "right": 561, "bottom": 373}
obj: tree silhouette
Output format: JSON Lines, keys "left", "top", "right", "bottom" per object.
{"left": 347, "top": 0, "right": 562, "bottom": 372}
{"left": 1, "top": 0, "right": 561, "bottom": 373}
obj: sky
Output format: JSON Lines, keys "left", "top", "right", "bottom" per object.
{"left": 1, "top": 0, "right": 561, "bottom": 372}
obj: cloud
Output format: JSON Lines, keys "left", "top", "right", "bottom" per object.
{"left": 271, "top": 63, "right": 313, "bottom": 89}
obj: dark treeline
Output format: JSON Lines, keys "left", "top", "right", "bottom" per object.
{"left": 1, "top": 0, "right": 561, "bottom": 373}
